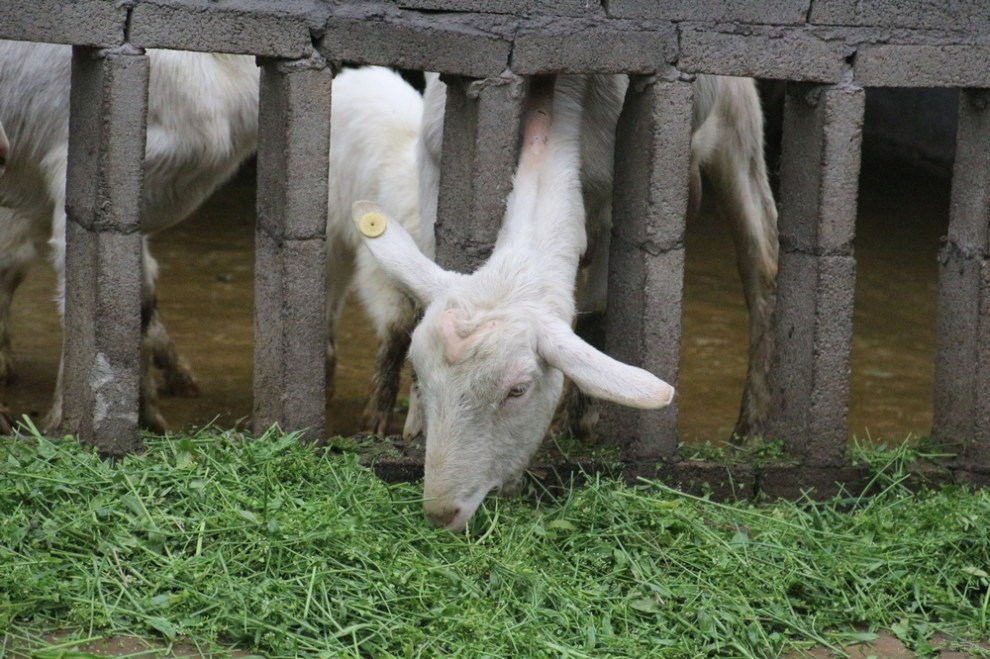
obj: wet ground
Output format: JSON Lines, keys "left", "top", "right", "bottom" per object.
{"left": 1, "top": 150, "right": 948, "bottom": 445}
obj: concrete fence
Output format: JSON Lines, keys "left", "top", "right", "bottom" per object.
{"left": 1, "top": 0, "right": 988, "bottom": 497}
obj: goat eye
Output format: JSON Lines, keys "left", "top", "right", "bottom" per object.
{"left": 507, "top": 384, "right": 529, "bottom": 399}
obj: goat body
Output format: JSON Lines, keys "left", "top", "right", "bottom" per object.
{"left": 0, "top": 40, "right": 259, "bottom": 430}
{"left": 357, "top": 72, "right": 777, "bottom": 530}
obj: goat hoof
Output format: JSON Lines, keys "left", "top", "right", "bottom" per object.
{"left": 158, "top": 371, "right": 202, "bottom": 398}
{"left": 0, "top": 404, "right": 14, "bottom": 435}
{"left": 0, "top": 353, "right": 17, "bottom": 384}
{"left": 140, "top": 409, "right": 167, "bottom": 435}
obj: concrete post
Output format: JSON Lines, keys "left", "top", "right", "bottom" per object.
{"left": 434, "top": 72, "right": 525, "bottom": 274}
{"left": 766, "top": 82, "right": 864, "bottom": 466}
{"left": 61, "top": 46, "right": 148, "bottom": 455}
{"left": 603, "top": 74, "right": 693, "bottom": 465}
{"left": 932, "top": 89, "right": 990, "bottom": 466}
{"left": 254, "top": 55, "right": 332, "bottom": 442}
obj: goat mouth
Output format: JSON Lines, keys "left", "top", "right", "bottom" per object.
{"left": 439, "top": 480, "right": 500, "bottom": 532}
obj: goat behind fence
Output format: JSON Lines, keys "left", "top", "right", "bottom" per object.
{"left": 0, "top": 0, "right": 986, "bottom": 498}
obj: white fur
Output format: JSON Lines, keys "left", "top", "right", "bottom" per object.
{"left": 0, "top": 39, "right": 259, "bottom": 430}
{"left": 357, "top": 73, "right": 777, "bottom": 531}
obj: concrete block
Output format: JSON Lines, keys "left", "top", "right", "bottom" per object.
{"left": 253, "top": 232, "right": 328, "bottom": 441}
{"left": 953, "top": 468, "right": 990, "bottom": 488}
{"left": 599, "top": 248, "right": 684, "bottom": 463}
{"left": 758, "top": 465, "right": 870, "bottom": 500}
{"left": 811, "top": 0, "right": 990, "bottom": 32}
{"left": 512, "top": 19, "right": 676, "bottom": 74}
{"left": 601, "top": 76, "right": 693, "bottom": 463}
{"left": 396, "top": 0, "right": 596, "bottom": 17}
{"left": 778, "top": 83, "right": 864, "bottom": 255}
{"left": 256, "top": 57, "right": 333, "bottom": 241}
{"left": 0, "top": 0, "right": 125, "bottom": 46}
{"left": 608, "top": 0, "right": 809, "bottom": 24}
{"left": 651, "top": 461, "right": 757, "bottom": 500}
{"left": 679, "top": 25, "right": 848, "bottom": 82}
{"left": 321, "top": 5, "right": 512, "bottom": 78}
{"left": 933, "top": 90, "right": 990, "bottom": 465}
{"left": 766, "top": 253, "right": 855, "bottom": 466}
{"left": 61, "top": 225, "right": 144, "bottom": 454}
{"left": 253, "top": 57, "right": 332, "bottom": 441}
{"left": 945, "top": 90, "right": 990, "bottom": 256}
{"left": 932, "top": 244, "right": 990, "bottom": 464}
{"left": 611, "top": 76, "right": 693, "bottom": 253}
{"left": 434, "top": 72, "right": 524, "bottom": 273}
{"left": 61, "top": 48, "right": 148, "bottom": 454}
{"left": 855, "top": 45, "right": 990, "bottom": 88}
{"left": 66, "top": 47, "right": 149, "bottom": 234}
{"left": 130, "top": 0, "right": 326, "bottom": 58}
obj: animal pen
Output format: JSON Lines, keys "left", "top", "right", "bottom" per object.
{"left": 1, "top": 0, "right": 988, "bottom": 499}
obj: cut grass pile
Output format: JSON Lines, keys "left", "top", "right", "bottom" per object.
{"left": 1, "top": 426, "right": 988, "bottom": 657}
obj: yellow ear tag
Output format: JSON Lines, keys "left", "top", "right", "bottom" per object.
{"left": 358, "top": 211, "right": 386, "bottom": 238}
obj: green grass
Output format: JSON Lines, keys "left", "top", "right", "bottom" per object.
{"left": 1, "top": 424, "right": 988, "bottom": 657}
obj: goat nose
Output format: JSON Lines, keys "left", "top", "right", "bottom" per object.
{"left": 425, "top": 505, "right": 460, "bottom": 529}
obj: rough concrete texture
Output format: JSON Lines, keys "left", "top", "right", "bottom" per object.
{"left": 0, "top": 0, "right": 125, "bottom": 47}
{"left": 255, "top": 58, "right": 333, "bottom": 241}
{"left": 601, "top": 77, "right": 693, "bottom": 462}
{"left": 254, "top": 232, "right": 328, "bottom": 441}
{"left": 767, "top": 254, "right": 856, "bottom": 466}
{"left": 932, "top": 90, "right": 990, "bottom": 465}
{"left": 600, "top": 247, "right": 684, "bottom": 461}
{"left": 511, "top": 18, "right": 676, "bottom": 74}
{"left": 809, "top": 0, "right": 990, "bottom": 31}
{"left": 253, "top": 59, "right": 332, "bottom": 442}
{"left": 65, "top": 47, "right": 149, "bottom": 234}
{"left": 679, "top": 25, "right": 850, "bottom": 82}
{"left": 60, "top": 48, "right": 148, "bottom": 454}
{"left": 777, "top": 83, "right": 864, "bottom": 255}
{"left": 61, "top": 225, "right": 144, "bottom": 453}
{"left": 395, "top": 0, "right": 599, "bottom": 17}
{"left": 129, "top": 0, "right": 327, "bottom": 58}
{"left": 945, "top": 90, "right": 990, "bottom": 256}
{"left": 765, "top": 84, "right": 862, "bottom": 466}
{"left": 932, "top": 245, "right": 990, "bottom": 466}
{"left": 321, "top": 5, "right": 512, "bottom": 79}
{"left": 855, "top": 45, "right": 990, "bottom": 88}
{"left": 608, "top": 0, "right": 810, "bottom": 24}
{"left": 434, "top": 72, "right": 524, "bottom": 273}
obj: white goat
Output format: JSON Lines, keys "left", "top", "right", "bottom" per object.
{"left": 324, "top": 66, "right": 429, "bottom": 434}
{"left": 0, "top": 49, "right": 421, "bottom": 437}
{"left": 354, "top": 73, "right": 777, "bottom": 530}
{"left": 0, "top": 40, "right": 259, "bottom": 431}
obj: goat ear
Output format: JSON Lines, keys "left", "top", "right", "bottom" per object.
{"left": 538, "top": 318, "right": 675, "bottom": 409}
{"left": 352, "top": 201, "right": 458, "bottom": 306}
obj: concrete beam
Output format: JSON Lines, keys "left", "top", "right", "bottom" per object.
{"left": 602, "top": 75, "right": 693, "bottom": 463}
{"left": 0, "top": 0, "right": 125, "bottom": 47}
{"left": 130, "top": 0, "right": 326, "bottom": 58}
{"left": 253, "top": 55, "right": 332, "bottom": 441}
{"left": 61, "top": 46, "right": 149, "bottom": 454}
{"left": 766, "top": 83, "right": 864, "bottom": 466}
{"left": 933, "top": 89, "right": 990, "bottom": 467}
{"left": 434, "top": 72, "right": 525, "bottom": 273}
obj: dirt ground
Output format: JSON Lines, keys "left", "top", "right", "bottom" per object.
{"left": 7, "top": 628, "right": 983, "bottom": 657}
